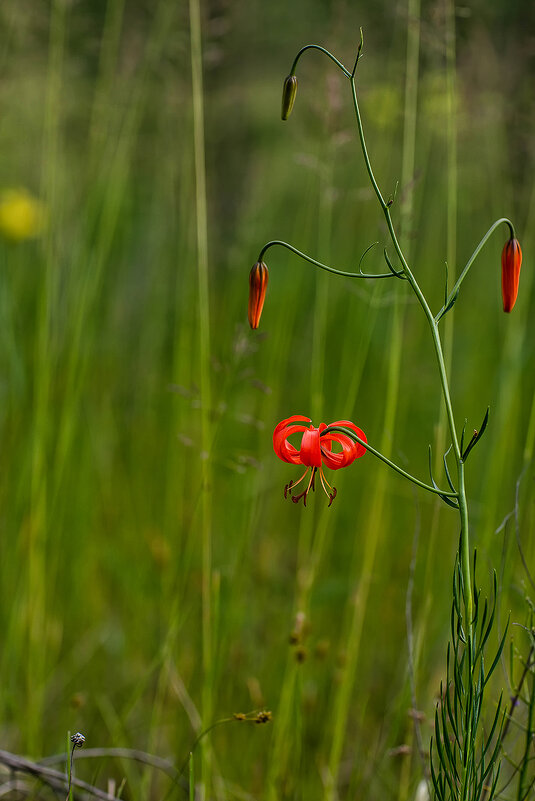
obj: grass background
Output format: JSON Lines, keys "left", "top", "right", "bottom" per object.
{"left": 0, "top": 0, "right": 533, "bottom": 799}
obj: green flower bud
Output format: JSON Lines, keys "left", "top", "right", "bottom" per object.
{"left": 281, "top": 74, "right": 298, "bottom": 120}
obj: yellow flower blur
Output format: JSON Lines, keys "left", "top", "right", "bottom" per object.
{"left": 0, "top": 188, "right": 46, "bottom": 242}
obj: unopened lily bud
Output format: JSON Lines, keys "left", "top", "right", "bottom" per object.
{"left": 248, "top": 261, "right": 269, "bottom": 329}
{"left": 501, "top": 236, "right": 522, "bottom": 312}
{"left": 281, "top": 75, "right": 298, "bottom": 120}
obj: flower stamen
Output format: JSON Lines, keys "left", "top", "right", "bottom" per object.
{"left": 284, "top": 467, "right": 310, "bottom": 499}
{"left": 289, "top": 467, "right": 317, "bottom": 506}
{"left": 318, "top": 468, "right": 337, "bottom": 506}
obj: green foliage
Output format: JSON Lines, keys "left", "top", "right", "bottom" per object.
{"left": 431, "top": 557, "right": 507, "bottom": 801}
{"left": 498, "top": 597, "right": 535, "bottom": 801}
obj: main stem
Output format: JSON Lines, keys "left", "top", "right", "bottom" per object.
{"left": 350, "top": 73, "right": 473, "bottom": 630}
{"left": 189, "top": 0, "right": 213, "bottom": 796}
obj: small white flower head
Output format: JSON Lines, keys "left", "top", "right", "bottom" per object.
{"left": 70, "top": 732, "right": 86, "bottom": 749}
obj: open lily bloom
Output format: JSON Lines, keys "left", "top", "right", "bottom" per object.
{"left": 273, "top": 415, "right": 367, "bottom": 506}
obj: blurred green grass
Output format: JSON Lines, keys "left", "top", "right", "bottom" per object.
{"left": 0, "top": 1, "right": 533, "bottom": 799}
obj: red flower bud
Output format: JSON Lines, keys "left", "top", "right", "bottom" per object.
{"left": 281, "top": 75, "right": 298, "bottom": 121}
{"left": 501, "top": 236, "right": 522, "bottom": 313}
{"left": 248, "top": 261, "right": 269, "bottom": 329}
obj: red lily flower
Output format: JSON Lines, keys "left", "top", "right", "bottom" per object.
{"left": 501, "top": 236, "right": 522, "bottom": 313}
{"left": 248, "top": 261, "right": 269, "bottom": 329}
{"left": 273, "top": 415, "right": 367, "bottom": 506}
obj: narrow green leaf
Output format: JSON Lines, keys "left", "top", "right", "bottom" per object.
{"left": 430, "top": 742, "right": 445, "bottom": 801}
{"left": 443, "top": 447, "right": 456, "bottom": 492}
{"left": 383, "top": 248, "right": 405, "bottom": 278}
{"left": 485, "top": 625, "right": 509, "bottom": 685}
{"left": 482, "top": 697, "right": 504, "bottom": 759}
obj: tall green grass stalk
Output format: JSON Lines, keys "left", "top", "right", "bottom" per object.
{"left": 188, "top": 0, "right": 214, "bottom": 797}
{"left": 398, "top": 2, "right": 422, "bottom": 798}
{"left": 26, "top": 0, "right": 68, "bottom": 754}
{"left": 266, "top": 116, "right": 338, "bottom": 801}
{"left": 327, "top": 13, "right": 418, "bottom": 792}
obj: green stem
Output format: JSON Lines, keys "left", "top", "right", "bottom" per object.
{"left": 349, "top": 77, "right": 386, "bottom": 207}
{"left": 348, "top": 67, "right": 474, "bottom": 632}
{"left": 66, "top": 745, "right": 74, "bottom": 801}
{"left": 189, "top": 754, "right": 195, "bottom": 801}
{"left": 435, "top": 217, "right": 515, "bottom": 321}
{"left": 189, "top": 0, "right": 213, "bottom": 795}
{"left": 323, "top": 426, "right": 457, "bottom": 500}
{"left": 458, "top": 461, "right": 473, "bottom": 626}
{"left": 258, "top": 240, "right": 399, "bottom": 279}
{"left": 289, "top": 45, "right": 351, "bottom": 79}
{"left": 287, "top": 31, "right": 364, "bottom": 81}
{"left": 518, "top": 665, "right": 535, "bottom": 800}
{"left": 178, "top": 717, "right": 234, "bottom": 779}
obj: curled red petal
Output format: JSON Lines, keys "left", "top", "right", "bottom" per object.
{"left": 320, "top": 420, "right": 367, "bottom": 470}
{"left": 273, "top": 416, "right": 312, "bottom": 465}
{"left": 274, "top": 415, "right": 313, "bottom": 431}
{"left": 299, "top": 426, "right": 322, "bottom": 468}
{"left": 501, "top": 237, "right": 522, "bottom": 313}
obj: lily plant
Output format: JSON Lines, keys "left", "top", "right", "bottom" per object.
{"left": 248, "top": 28, "right": 522, "bottom": 634}
{"left": 247, "top": 29, "right": 523, "bottom": 801}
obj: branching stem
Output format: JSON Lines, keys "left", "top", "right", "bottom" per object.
{"left": 268, "top": 36, "right": 519, "bottom": 636}
{"left": 289, "top": 45, "right": 351, "bottom": 79}
{"left": 323, "top": 425, "right": 458, "bottom": 500}
{"left": 347, "top": 64, "right": 474, "bottom": 631}
{"left": 258, "top": 240, "right": 399, "bottom": 280}
{"left": 255, "top": 32, "right": 524, "bottom": 801}
{"left": 435, "top": 217, "right": 515, "bottom": 322}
